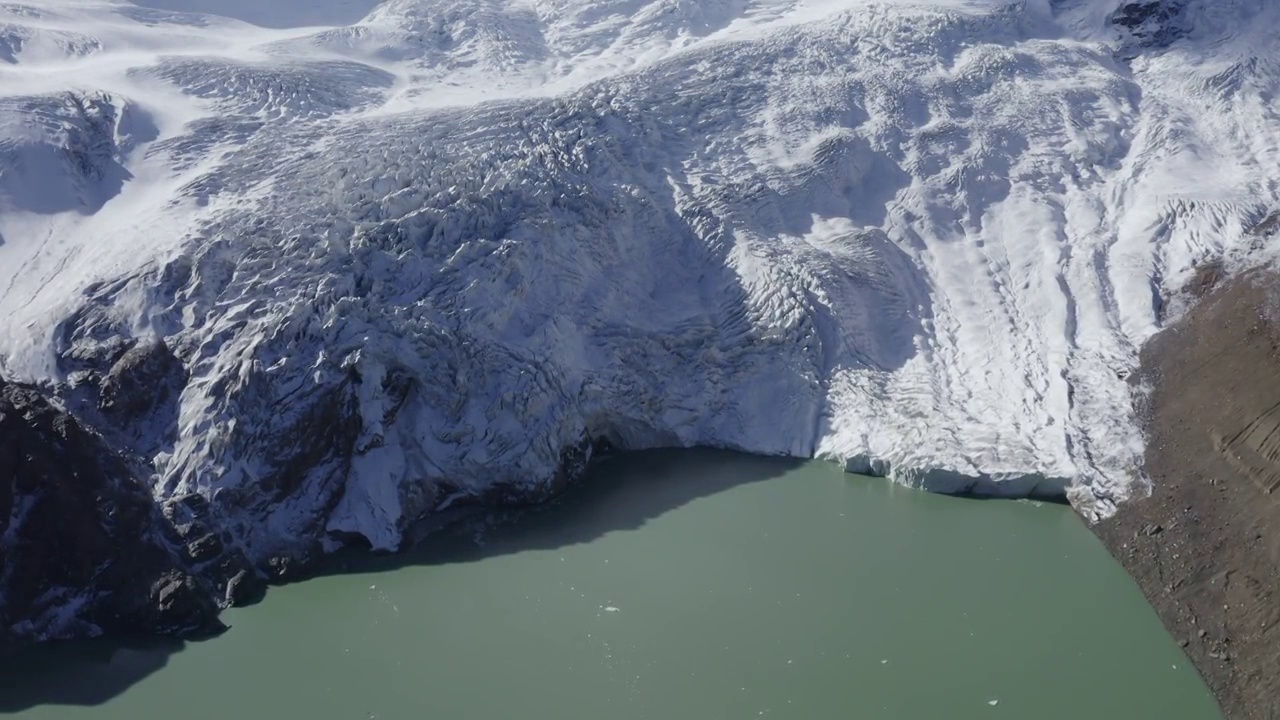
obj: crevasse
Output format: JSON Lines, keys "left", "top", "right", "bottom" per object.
{"left": 0, "top": 0, "right": 1278, "bottom": 559}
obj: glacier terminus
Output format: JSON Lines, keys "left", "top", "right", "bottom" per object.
{"left": 1, "top": 0, "right": 1278, "bottom": 644}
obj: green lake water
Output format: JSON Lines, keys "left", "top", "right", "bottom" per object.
{"left": 0, "top": 450, "right": 1221, "bottom": 719}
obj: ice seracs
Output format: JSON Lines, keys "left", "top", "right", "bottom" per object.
{"left": 1, "top": 0, "right": 1279, "bottom": 561}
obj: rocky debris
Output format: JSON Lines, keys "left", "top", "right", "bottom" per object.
{"left": 1091, "top": 270, "right": 1280, "bottom": 720}
{"left": 160, "top": 492, "right": 265, "bottom": 607}
{"left": 1186, "top": 262, "right": 1224, "bottom": 299}
{"left": 1247, "top": 211, "right": 1280, "bottom": 240}
{"left": 1110, "top": 1, "right": 1188, "bottom": 51}
{"left": 0, "top": 378, "right": 225, "bottom": 644}
{"left": 98, "top": 338, "right": 185, "bottom": 423}
{"left": 224, "top": 569, "right": 266, "bottom": 607}
{"left": 147, "top": 572, "right": 221, "bottom": 636}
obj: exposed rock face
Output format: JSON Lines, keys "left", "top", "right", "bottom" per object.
{"left": 0, "top": 378, "right": 225, "bottom": 644}
{"left": 1092, "top": 270, "right": 1280, "bottom": 720}
{"left": 0, "top": 354, "right": 581, "bottom": 643}
{"left": 1110, "top": 0, "right": 1189, "bottom": 51}
{"left": 98, "top": 339, "right": 185, "bottom": 425}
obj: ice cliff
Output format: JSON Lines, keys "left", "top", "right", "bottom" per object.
{"left": 1, "top": 0, "right": 1279, "bottom": 581}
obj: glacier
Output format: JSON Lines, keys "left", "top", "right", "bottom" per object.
{"left": 1, "top": 0, "right": 1279, "bottom": 564}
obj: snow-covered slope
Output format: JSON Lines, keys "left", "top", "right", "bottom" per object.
{"left": 1, "top": 0, "right": 1278, "bottom": 559}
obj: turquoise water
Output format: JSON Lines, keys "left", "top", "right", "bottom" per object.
{"left": 1, "top": 450, "right": 1221, "bottom": 719}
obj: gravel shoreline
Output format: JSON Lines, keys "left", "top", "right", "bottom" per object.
{"left": 1091, "top": 269, "right": 1280, "bottom": 720}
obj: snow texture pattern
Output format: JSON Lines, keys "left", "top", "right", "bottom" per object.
{"left": 1, "top": 0, "right": 1278, "bottom": 554}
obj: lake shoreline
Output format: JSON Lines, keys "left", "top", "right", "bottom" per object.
{"left": 6, "top": 261, "right": 1273, "bottom": 718}
{"left": 1089, "top": 269, "right": 1280, "bottom": 720}
{"left": 1, "top": 449, "right": 1220, "bottom": 719}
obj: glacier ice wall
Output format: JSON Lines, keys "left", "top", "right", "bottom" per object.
{"left": 1, "top": 0, "right": 1278, "bottom": 558}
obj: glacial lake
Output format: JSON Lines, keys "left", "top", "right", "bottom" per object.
{"left": 1, "top": 449, "right": 1220, "bottom": 719}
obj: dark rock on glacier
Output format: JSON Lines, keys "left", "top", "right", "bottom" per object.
{"left": 98, "top": 338, "right": 186, "bottom": 424}
{"left": 159, "top": 492, "right": 265, "bottom": 607}
{"left": 1110, "top": 1, "right": 1188, "bottom": 51}
{"left": 0, "top": 378, "right": 224, "bottom": 644}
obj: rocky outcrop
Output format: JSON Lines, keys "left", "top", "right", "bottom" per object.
{"left": 1111, "top": 0, "right": 1189, "bottom": 50}
{"left": 0, "top": 378, "right": 225, "bottom": 644}
{"left": 97, "top": 339, "right": 185, "bottom": 426}
{"left": 1092, "top": 270, "right": 1280, "bottom": 720}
